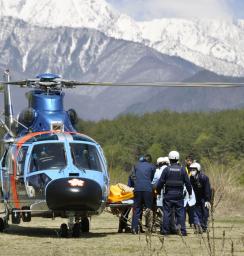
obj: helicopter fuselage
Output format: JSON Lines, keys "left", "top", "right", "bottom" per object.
{"left": 0, "top": 77, "right": 109, "bottom": 234}
{"left": 1, "top": 131, "right": 109, "bottom": 218}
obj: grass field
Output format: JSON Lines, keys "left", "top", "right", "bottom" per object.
{"left": 0, "top": 212, "right": 243, "bottom": 256}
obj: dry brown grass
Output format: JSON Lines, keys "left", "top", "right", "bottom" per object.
{"left": 203, "top": 161, "right": 244, "bottom": 216}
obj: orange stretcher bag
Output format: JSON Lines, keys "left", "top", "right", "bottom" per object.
{"left": 108, "top": 183, "right": 134, "bottom": 203}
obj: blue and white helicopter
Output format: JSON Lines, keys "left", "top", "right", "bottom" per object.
{"left": 0, "top": 71, "right": 110, "bottom": 237}
{"left": 0, "top": 71, "right": 243, "bottom": 237}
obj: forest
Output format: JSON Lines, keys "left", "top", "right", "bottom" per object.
{"left": 77, "top": 109, "right": 244, "bottom": 184}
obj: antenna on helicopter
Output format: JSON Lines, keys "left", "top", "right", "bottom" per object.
{"left": 2, "top": 69, "right": 15, "bottom": 137}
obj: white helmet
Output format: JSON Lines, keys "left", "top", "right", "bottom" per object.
{"left": 157, "top": 157, "right": 164, "bottom": 164}
{"left": 168, "top": 151, "right": 180, "bottom": 160}
{"left": 190, "top": 162, "right": 201, "bottom": 172}
{"left": 157, "top": 157, "right": 170, "bottom": 165}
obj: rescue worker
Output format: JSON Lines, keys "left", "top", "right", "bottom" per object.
{"left": 152, "top": 157, "right": 170, "bottom": 208}
{"left": 131, "top": 154, "right": 156, "bottom": 234}
{"left": 157, "top": 151, "right": 192, "bottom": 236}
{"left": 184, "top": 155, "right": 194, "bottom": 176}
{"left": 189, "top": 162, "right": 211, "bottom": 232}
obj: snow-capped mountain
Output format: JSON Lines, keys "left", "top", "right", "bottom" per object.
{"left": 0, "top": 16, "right": 202, "bottom": 119}
{"left": 138, "top": 19, "right": 244, "bottom": 76}
{"left": 0, "top": 0, "right": 244, "bottom": 76}
{"left": 0, "top": 0, "right": 142, "bottom": 41}
{"left": 1, "top": 0, "right": 244, "bottom": 120}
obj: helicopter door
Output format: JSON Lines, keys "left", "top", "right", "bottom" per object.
{"left": 0, "top": 149, "right": 8, "bottom": 200}
{"left": 1, "top": 147, "right": 14, "bottom": 201}
{"left": 15, "top": 146, "right": 29, "bottom": 201}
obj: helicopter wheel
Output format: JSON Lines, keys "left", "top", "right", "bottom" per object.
{"left": 11, "top": 208, "right": 21, "bottom": 224}
{"left": 72, "top": 223, "right": 81, "bottom": 238}
{"left": 80, "top": 217, "right": 90, "bottom": 233}
{"left": 60, "top": 223, "right": 68, "bottom": 238}
{"left": 22, "top": 206, "right": 31, "bottom": 222}
{"left": 0, "top": 218, "right": 6, "bottom": 232}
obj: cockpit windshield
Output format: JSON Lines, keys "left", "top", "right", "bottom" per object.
{"left": 30, "top": 143, "right": 66, "bottom": 172}
{"left": 70, "top": 143, "right": 103, "bottom": 172}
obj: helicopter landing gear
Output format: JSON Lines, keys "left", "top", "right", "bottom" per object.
{"left": 59, "top": 222, "right": 80, "bottom": 238}
{"left": 61, "top": 215, "right": 81, "bottom": 238}
{"left": 0, "top": 203, "right": 9, "bottom": 232}
{"left": 60, "top": 223, "right": 68, "bottom": 238}
{"left": 0, "top": 218, "right": 5, "bottom": 232}
{"left": 80, "top": 217, "right": 89, "bottom": 233}
{"left": 72, "top": 223, "right": 81, "bottom": 238}
{"left": 59, "top": 215, "right": 90, "bottom": 238}
{"left": 22, "top": 206, "right": 31, "bottom": 222}
{"left": 0, "top": 218, "right": 8, "bottom": 232}
{"left": 11, "top": 208, "right": 21, "bottom": 224}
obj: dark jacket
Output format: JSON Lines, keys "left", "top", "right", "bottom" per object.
{"left": 127, "top": 172, "right": 135, "bottom": 188}
{"left": 183, "top": 165, "right": 191, "bottom": 176}
{"left": 157, "top": 163, "right": 192, "bottom": 200}
{"left": 133, "top": 161, "right": 156, "bottom": 192}
{"left": 190, "top": 172, "right": 211, "bottom": 204}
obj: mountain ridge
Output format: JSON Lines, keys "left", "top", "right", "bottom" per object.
{"left": 1, "top": 0, "right": 244, "bottom": 76}
{"left": 0, "top": 16, "right": 204, "bottom": 120}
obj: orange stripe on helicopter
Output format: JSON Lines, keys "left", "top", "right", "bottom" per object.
{"left": 16, "top": 130, "right": 90, "bottom": 150}
{"left": 10, "top": 149, "right": 20, "bottom": 208}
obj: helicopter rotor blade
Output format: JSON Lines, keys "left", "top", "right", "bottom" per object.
{"left": 61, "top": 81, "right": 244, "bottom": 88}
{"left": 0, "top": 80, "right": 39, "bottom": 87}
{"left": 1, "top": 80, "right": 244, "bottom": 88}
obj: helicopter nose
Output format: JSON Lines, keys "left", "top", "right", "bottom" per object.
{"left": 46, "top": 178, "right": 102, "bottom": 211}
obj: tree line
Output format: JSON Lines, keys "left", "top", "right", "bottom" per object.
{"left": 77, "top": 110, "right": 244, "bottom": 183}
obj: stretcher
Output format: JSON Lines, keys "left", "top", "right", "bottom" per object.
{"left": 105, "top": 184, "right": 134, "bottom": 232}
{"left": 106, "top": 184, "right": 162, "bottom": 232}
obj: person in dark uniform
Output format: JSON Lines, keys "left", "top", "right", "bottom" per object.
{"left": 189, "top": 162, "right": 211, "bottom": 232}
{"left": 157, "top": 151, "right": 192, "bottom": 236}
{"left": 131, "top": 154, "right": 156, "bottom": 234}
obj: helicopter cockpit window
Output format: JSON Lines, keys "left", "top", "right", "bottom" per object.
{"left": 1, "top": 149, "right": 8, "bottom": 168}
{"left": 29, "top": 143, "right": 66, "bottom": 172}
{"left": 17, "top": 146, "right": 28, "bottom": 176}
{"left": 5, "top": 146, "right": 15, "bottom": 175}
{"left": 70, "top": 143, "right": 103, "bottom": 172}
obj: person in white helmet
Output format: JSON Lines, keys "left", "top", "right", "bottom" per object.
{"left": 189, "top": 162, "right": 211, "bottom": 232}
{"left": 152, "top": 157, "right": 170, "bottom": 208}
{"left": 157, "top": 151, "right": 192, "bottom": 236}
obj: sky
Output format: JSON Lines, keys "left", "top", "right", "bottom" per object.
{"left": 107, "top": 0, "right": 244, "bottom": 21}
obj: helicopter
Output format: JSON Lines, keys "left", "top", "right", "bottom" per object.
{"left": 0, "top": 71, "right": 110, "bottom": 237}
{"left": 0, "top": 70, "right": 243, "bottom": 238}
